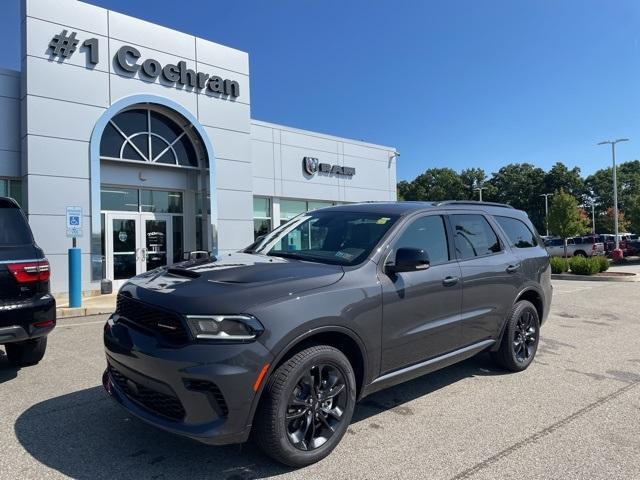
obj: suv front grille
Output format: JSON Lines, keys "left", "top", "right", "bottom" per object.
{"left": 108, "top": 365, "right": 186, "bottom": 421}
{"left": 116, "top": 295, "right": 190, "bottom": 345}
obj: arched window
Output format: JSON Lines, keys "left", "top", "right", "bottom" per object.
{"left": 99, "top": 107, "right": 206, "bottom": 167}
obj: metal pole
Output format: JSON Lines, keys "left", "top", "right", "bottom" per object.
{"left": 592, "top": 203, "right": 595, "bottom": 234}
{"left": 597, "top": 138, "right": 628, "bottom": 258}
{"left": 539, "top": 193, "right": 552, "bottom": 236}
{"left": 478, "top": 188, "right": 483, "bottom": 202}
{"left": 612, "top": 143, "right": 619, "bottom": 250}
{"left": 544, "top": 195, "right": 549, "bottom": 236}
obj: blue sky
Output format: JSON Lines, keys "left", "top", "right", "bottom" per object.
{"left": 1, "top": 0, "right": 638, "bottom": 181}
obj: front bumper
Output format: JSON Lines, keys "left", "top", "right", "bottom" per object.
{"left": 103, "top": 314, "right": 273, "bottom": 445}
{"left": 0, "top": 294, "right": 56, "bottom": 344}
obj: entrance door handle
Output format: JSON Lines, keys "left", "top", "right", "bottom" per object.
{"left": 506, "top": 264, "right": 521, "bottom": 273}
{"left": 442, "top": 276, "right": 459, "bottom": 287}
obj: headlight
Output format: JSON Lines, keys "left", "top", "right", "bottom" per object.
{"left": 185, "top": 315, "right": 264, "bottom": 341}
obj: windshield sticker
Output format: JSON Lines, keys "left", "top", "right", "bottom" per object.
{"left": 335, "top": 251, "right": 355, "bottom": 260}
{"left": 376, "top": 217, "right": 391, "bottom": 225}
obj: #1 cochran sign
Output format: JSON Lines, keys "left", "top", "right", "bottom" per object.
{"left": 47, "top": 30, "right": 241, "bottom": 99}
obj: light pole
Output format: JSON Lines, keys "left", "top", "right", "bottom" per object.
{"left": 540, "top": 193, "right": 553, "bottom": 236}
{"left": 597, "top": 138, "right": 629, "bottom": 258}
{"left": 474, "top": 186, "right": 487, "bottom": 202}
{"left": 591, "top": 202, "right": 595, "bottom": 235}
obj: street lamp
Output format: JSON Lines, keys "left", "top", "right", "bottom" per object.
{"left": 539, "top": 193, "right": 553, "bottom": 236}
{"left": 597, "top": 138, "right": 629, "bottom": 259}
{"left": 474, "top": 186, "right": 487, "bottom": 202}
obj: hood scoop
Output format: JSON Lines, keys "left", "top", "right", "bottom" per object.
{"left": 166, "top": 268, "right": 201, "bottom": 279}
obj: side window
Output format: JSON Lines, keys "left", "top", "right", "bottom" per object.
{"left": 494, "top": 216, "right": 538, "bottom": 249}
{"left": 393, "top": 215, "right": 449, "bottom": 265}
{"left": 451, "top": 214, "right": 501, "bottom": 260}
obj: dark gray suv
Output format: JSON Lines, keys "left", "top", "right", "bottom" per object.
{"left": 103, "top": 201, "right": 551, "bottom": 466}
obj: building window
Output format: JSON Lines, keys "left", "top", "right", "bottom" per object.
{"left": 100, "top": 107, "right": 205, "bottom": 167}
{"left": 279, "top": 199, "right": 334, "bottom": 226}
{"left": 141, "top": 190, "right": 183, "bottom": 213}
{"left": 100, "top": 187, "right": 140, "bottom": 212}
{"left": 279, "top": 199, "right": 306, "bottom": 226}
{"left": 0, "top": 178, "right": 23, "bottom": 207}
{"left": 253, "top": 197, "right": 271, "bottom": 240}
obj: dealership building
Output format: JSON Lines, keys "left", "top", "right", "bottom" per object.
{"left": 0, "top": 0, "right": 398, "bottom": 296}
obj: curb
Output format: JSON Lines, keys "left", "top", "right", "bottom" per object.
{"left": 551, "top": 273, "right": 638, "bottom": 282}
{"left": 57, "top": 307, "right": 114, "bottom": 319}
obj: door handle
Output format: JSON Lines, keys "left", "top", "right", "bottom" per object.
{"left": 506, "top": 264, "right": 521, "bottom": 273}
{"left": 442, "top": 276, "right": 459, "bottom": 287}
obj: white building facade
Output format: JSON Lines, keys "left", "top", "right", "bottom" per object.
{"left": 0, "top": 0, "right": 397, "bottom": 295}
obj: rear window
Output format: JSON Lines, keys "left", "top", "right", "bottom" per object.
{"left": 451, "top": 214, "right": 502, "bottom": 260}
{"left": 0, "top": 207, "right": 32, "bottom": 245}
{"left": 495, "top": 216, "right": 538, "bottom": 248}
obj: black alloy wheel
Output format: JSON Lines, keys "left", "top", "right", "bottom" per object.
{"left": 253, "top": 345, "right": 356, "bottom": 467}
{"left": 286, "top": 363, "right": 347, "bottom": 451}
{"left": 491, "top": 299, "right": 540, "bottom": 372}
{"left": 513, "top": 310, "right": 537, "bottom": 363}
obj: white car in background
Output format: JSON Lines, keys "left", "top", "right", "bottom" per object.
{"left": 544, "top": 236, "right": 605, "bottom": 257}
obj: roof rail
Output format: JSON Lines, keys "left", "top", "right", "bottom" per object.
{"left": 434, "top": 200, "right": 514, "bottom": 209}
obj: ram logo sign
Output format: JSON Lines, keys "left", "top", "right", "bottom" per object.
{"left": 302, "top": 157, "right": 356, "bottom": 177}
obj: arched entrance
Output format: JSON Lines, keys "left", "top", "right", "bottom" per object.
{"left": 89, "top": 95, "right": 217, "bottom": 286}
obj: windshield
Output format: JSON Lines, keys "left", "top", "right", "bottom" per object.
{"left": 253, "top": 210, "right": 399, "bottom": 266}
{"left": 0, "top": 206, "right": 32, "bottom": 246}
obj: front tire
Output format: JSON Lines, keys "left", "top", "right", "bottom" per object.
{"left": 492, "top": 300, "right": 540, "bottom": 372}
{"left": 5, "top": 336, "right": 47, "bottom": 367}
{"left": 253, "top": 345, "right": 356, "bottom": 467}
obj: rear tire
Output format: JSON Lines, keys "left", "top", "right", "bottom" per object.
{"left": 5, "top": 336, "right": 47, "bottom": 366}
{"left": 253, "top": 345, "right": 356, "bottom": 467}
{"left": 491, "top": 300, "right": 539, "bottom": 372}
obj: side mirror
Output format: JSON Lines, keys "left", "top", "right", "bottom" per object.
{"left": 386, "top": 247, "right": 430, "bottom": 274}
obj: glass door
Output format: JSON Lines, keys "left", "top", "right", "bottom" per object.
{"left": 106, "top": 213, "right": 143, "bottom": 290}
{"left": 141, "top": 214, "right": 173, "bottom": 272}
{"left": 105, "top": 213, "right": 176, "bottom": 289}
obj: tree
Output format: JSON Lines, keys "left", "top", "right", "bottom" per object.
{"left": 489, "top": 163, "right": 546, "bottom": 230}
{"left": 397, "top": 180, "right": 411, "bottom": 201}
{"left": 628, "top": 197, "right": 640, "bottom": 234}
{"left": 397, "top": 168, "right": 467, "bottom": 201}
{"left": 586, "top": 160, "right": 640, "bottom": 215}
{"left": 548, "top": 190, "right": 590, "bottom": 257}
{"left": 544, "top": 162, "right": 585, "bottom": 201}
{"left": 460, "top": 168, "right": 497, "bottom": 200}
{"left": 599, "top": 207, "right": 631, "bottom": 234}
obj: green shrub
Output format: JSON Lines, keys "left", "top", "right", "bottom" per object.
{"left": 569, "top": 256, "right": 599, "bottom": 275}
{"left": 550, "top": 257, "right": 569, "bottom": 274}
{"left": 594, "top": 255, "right": 610, "bottom": 273}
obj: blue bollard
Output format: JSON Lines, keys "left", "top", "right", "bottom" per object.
{"left": 68, "top": 247, "right": 82, "bottom": 308}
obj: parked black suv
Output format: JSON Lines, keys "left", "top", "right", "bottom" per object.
{"left": 103, "top": 201, "right": 551, "bottom": 466}
{"left": 0, "top": 197, "right": 55, "bottom": 366}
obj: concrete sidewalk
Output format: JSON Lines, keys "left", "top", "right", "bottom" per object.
{"left": 56, "top": 293, "right": 116, "bottom": 319}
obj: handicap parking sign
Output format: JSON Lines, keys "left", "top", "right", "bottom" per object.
{"left": 66, "top": 206, "right": 83, "bottom": 237}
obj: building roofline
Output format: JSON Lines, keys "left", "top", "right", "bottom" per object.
{"left": 250, "top": 118, "right": 398, "bottom": 154}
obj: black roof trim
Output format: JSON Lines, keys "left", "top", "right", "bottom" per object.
{"left": 433, "top": 200, "right": 514, "bottom": 209}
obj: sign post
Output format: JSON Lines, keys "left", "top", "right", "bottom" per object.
{"left": 66, "top": 206, "right": 83, "bottom": 308}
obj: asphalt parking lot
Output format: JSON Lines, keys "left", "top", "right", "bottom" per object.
{"left": 1, "top": 278, "right": 639, "bottom": 480}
